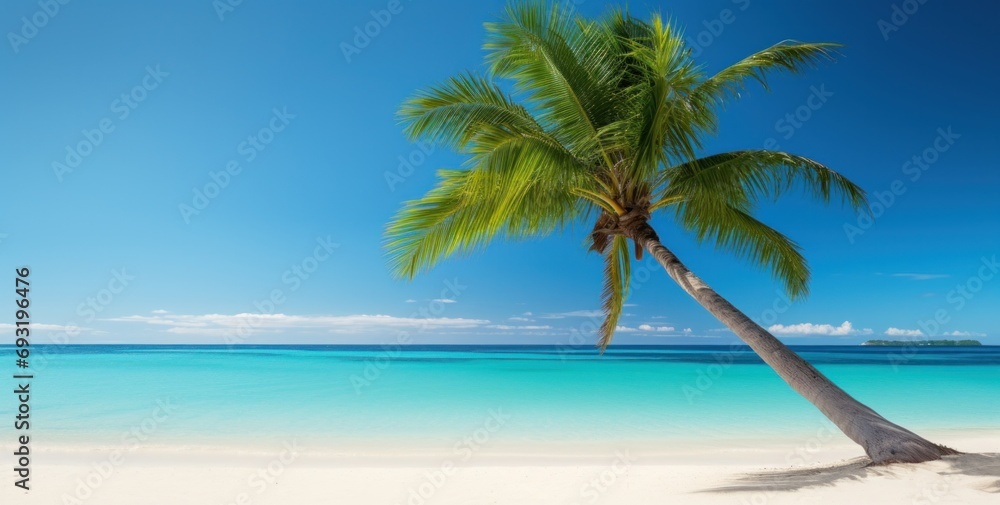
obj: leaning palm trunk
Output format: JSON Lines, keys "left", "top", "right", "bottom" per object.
{"left": 629, "top": 222, "right": 957, "bottom": 464}
{"left": 386, "top": 1, "right": 956, "bottom": 467}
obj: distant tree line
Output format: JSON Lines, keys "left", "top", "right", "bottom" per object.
{"left": 862, "top": 339, "right": 982, "bottom": 346}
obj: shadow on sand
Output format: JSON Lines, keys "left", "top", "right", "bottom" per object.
{"left": 702, "top": 453, "right": 1000, "bottom": 494}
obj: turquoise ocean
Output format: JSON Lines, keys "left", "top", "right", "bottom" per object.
{"left": 3, "top": 345, "right": 998, "bottom": 453}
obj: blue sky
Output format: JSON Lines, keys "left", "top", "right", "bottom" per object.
{"left": 2, "top": 0, "right": 997, "bottom": 345}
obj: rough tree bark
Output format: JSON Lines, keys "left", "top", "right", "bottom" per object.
{"left": 628, "top": 222, "right": 957, "bottom": 464}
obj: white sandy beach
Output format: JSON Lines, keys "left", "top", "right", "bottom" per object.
{"left": 4, "top": 431, "right": 997, "bottom": 504}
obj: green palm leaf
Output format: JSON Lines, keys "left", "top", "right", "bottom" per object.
{"left": 674, "top": 195, "right": 810, "bottom": 298}
{"left": 598, "top": 235, "right": 631, "bottom": 350}
{"left": 385, "top": 1, "right": 868, "bottom": 348}
{"left": 657, "top": 150, "right": 868, "bottom": 211}
{"left": 385, "top": 136, "right": 585, "bottom": 279}
{"left": 694, "top": 41, "right": 840, "bottom": 108}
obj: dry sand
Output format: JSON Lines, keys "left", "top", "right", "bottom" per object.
{"left": 3, "top": 431, "right": 997, "bottom": 504}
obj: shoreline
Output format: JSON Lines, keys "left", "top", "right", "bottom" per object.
{"left": 12, "top": 425, "right": 996, "bottom": 455}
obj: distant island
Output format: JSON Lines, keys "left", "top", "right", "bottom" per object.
{"left": 862, "top": 339, "right": 982, "bottom": 346}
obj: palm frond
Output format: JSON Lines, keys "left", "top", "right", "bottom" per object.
{"left": 484, "top": 1, "right": 622, "bottom": 164}
{"left": 398, "top": 72, "right": 550, "bottom": 153}
{"left": 609, "top": 12, "right": 707, "bottom": 174}
{"left": 387, "top": 1, "right": 866, "bottom": 328}
{"left": 674, "top": 197, "right": 810, "bottom": 298}
{"left": 694, "top": 41, "right": 840, "bottom": 108}
{"left": 597, "top": 235, "right": 631, "bottom": 350}
{"left": 385, "top": 136, "right": 585, "bottom": 279}
{"left": 657, "top": 150, "right": 868, "bottom": 213}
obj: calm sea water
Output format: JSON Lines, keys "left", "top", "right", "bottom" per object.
{"left": 2, "top": 345, "right": 998, "bottom": 450}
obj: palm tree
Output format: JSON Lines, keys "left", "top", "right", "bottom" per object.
{"left": 384, "top": 2, "right": 956, "bottom": 464}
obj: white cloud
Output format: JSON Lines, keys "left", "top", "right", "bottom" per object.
{"left": 683, "top": 328, "right": 693, "bottom": 334}
{"left": 542, "top": 310, "right": 603, "bottom": 319}
{"left": 404, "top": 299, "right": 417, "bottom": 303}
{"left": 165, "top": 327, "right": 236, "bottom": 336}
{"left": 615, "top": 325, "right": 638, "bottom": 333}
{"left": 884, "top": 327, "right": 925, "bottom": 337}
{"left": 432, "top": 298, "right": 457, "bottom": 304}
{"left": 637, "top": 324, "right": 675, "bottom": 332}
{"left": 768, "top": 321, "right": 872, "bottom": 336}
{"left": 487, "top": 325, "right": 552, "bottom": 331}
{"left": 0, "top": 323, "right": 98, "bottom": 334}
{"left": 105, "top": 313, "right": 490, "bottom": 336}
{"left": 522, "top": 312, "right": 533, "bottom": 316}
{"left": 508, "top": 317, "right": 533, "bottom": 322}
{"left": 892, "top": 273, "right": 950, "bottom": 280}
{"left": 941, "top": 330, "right": 986, "bottom": 337}
{"left": 151, "top": 309, "right": 170, "bottom": 314}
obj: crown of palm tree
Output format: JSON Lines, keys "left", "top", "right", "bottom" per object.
{"left": 386, "top": 1, "right": 868, "bottom": 349}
